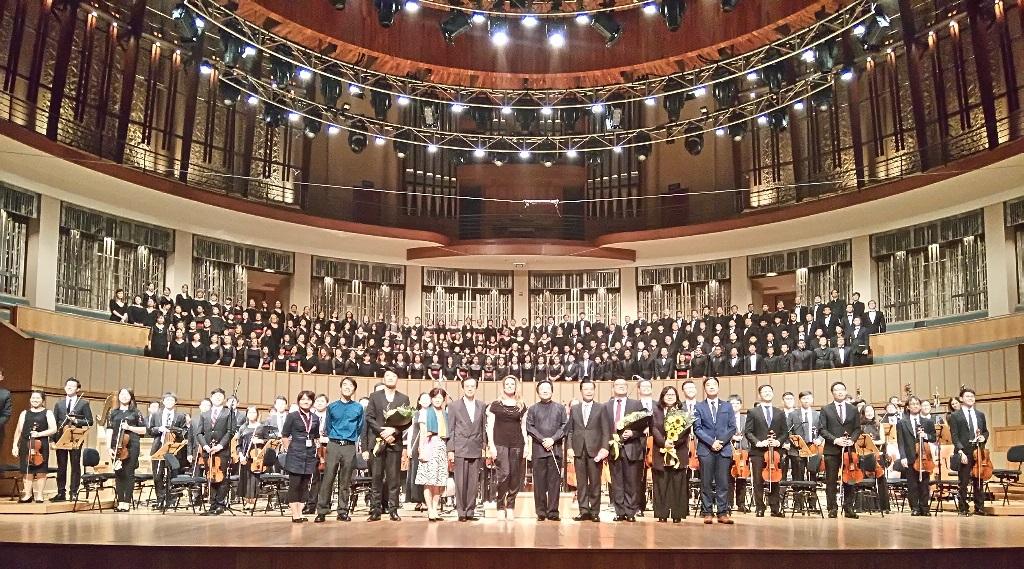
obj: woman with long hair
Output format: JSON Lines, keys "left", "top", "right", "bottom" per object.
{"left": 486, "top": 376, "right": 528, "bottom": 519}
{"left": 10, "top": 390, "right": 56, "bottom": 503}
{"left": 416, "top": 388, "right": 449, "bottom": 521}
{"left": 107, "top": 387, "right": 148, "bottom": 512}
{"left": 651, "top": 386, "right": 687, "bottom": 522}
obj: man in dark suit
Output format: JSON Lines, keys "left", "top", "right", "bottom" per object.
{"left": 0, "top": 367, "right": 10, "bottom": 466}
{"left": 575, "top": 312, "right": 591, "bottom": 338}
{"left": 51, "top": 377, "right": 94, "bottom": 502}
{"left": 744, "top": 385, "right": 789, "bottom": 517}
{"left": 606, "top": 377, "right": 645, "bottom": 521}
{"left": 792, "top": 297, "right": 810, "bottom": 327}
{"left": 578, "top": 352, "right": 595, "bottom": 381}
{"left": 790, "top": 339, "right": 814, "bottom": 371}
{"left": 831, "top": 336, "right": 853, "bottom": 368}
{"left": 197, "top": 388, "right": 233, "bottom": 515}
{"left": 526, "top": 380, "right": 568, "bottom": 521}
{"left": 447, "top": 377, "right": 487, "bottom": 521}
{"left": 850, "top": 292, "right": 866, "bottom": 319}
{"left": 948, "top": 387, "right": 990, "bottom": 515}
{"left": 897, "top": 395, "right": 936, "bottom": 516}
{"left": 817, "top": 381, "right": 862, "bottom": 518}
{"left": 864, "top": 300, "right": 887, "bottom": 334}
{"left": 826, "top": 289, "right": 845, "bottom": 318}
{"left": 365, "top": 370, "right": 411, "bottom": 521}
{"left": 742, "top": 344, "right": 765, "bottom": 375}
{"left": 709, "top": 346, "right": 727, "bottom": 377}
{"left": 567, "top": 380, "right": 610, "bottom": 522}
{"left": 693, "top": 377, "right": 737, "bottom": 524}
{"left": 563, "top": 355, "right": 580, "bottom": 381}
{"left": 148, "top": 392, "right": 189, "bottom": 509}
{"left": 847, "top": 317, "right": 871, "bottom": 366}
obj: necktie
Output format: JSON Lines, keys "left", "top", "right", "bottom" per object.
{"left": 165, "top": 412, "right": 172, "bottom": 427}
{"left": 67, "top": 397, "right": 72, "bottom": 412}
{"left": 212, "top": 409, "right": 220, "bottom": 424}
{"left": 711, "top": 401, "right": 718, "bottom": 423}
{"left": 804, "top": 411, "right": 811, "bottom": 440}
{"left": 912, "top": 418, "right": 918, "bottom": 432}
{"left": 764, "top": 406, "right": 772, "bottom": 425}
{"left": 838, "top": 403, "right": 845, "bottom": 423}
{"left": 583, "top": 404, "right": 590, "bottom": 427}
{"left": 615, "top": 399, "right": 623, "bottom": 423}
{"left": 967, "top": 410, "right": 976, "bottom": 435}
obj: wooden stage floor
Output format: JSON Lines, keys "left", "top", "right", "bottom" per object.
{"left": 1, "top": 511, "right": 1022, "bottom": 568}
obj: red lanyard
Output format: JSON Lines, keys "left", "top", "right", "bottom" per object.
{"left": 298, "top": 411, "right": 313, "bottom": 436}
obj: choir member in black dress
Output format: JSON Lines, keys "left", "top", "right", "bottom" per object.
{"left": 109, "top": 289, "right": 128, "bottom": 323}
{"left": 11, "top": 391, "right": 56, "bottom": 503}
{"left": 526, "top": 380, "right": 567, "bottom": 521}
{"left": 281, "top": 390, "right": 322, "bottom": 522}
{"left": 486, "top": 376, "right": 528, "bottom": 520}
{"left": 107, "top": 387, "right": 148, "bottom": 512}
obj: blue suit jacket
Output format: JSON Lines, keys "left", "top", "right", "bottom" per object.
{"left": 693, "top": 399, "right": 737, "bottom": 458}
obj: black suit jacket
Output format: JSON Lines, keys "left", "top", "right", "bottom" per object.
{"left": 742, "top": 354, "right": 765, "bottom": 375}
{"left": 197, "top": 408, "right": 234, "bottom": 457}
{"left": 365, "top": 390, "right": 412, "bottom": 452}
{"left": 864, "top": 310, "right": 887, "bottom": 334}
{"left": 605, "top": 397, "right": 645, "bottom": 462}
{"left": 896, "top": 415, "right": 936, "bottom": 467}
{"left": 948, "top": 408, "right": 989, "bottom": 455}
{"left": 567, "top": 401, "right": 610, "bottom": 457}
{"left": 148, "top": 410, "right": 189, "bottom": 455}
{"left": 817, "top": 402, "right": 862, "bottom": 456}
{"left": 744, "top": 405, "right": 789, "bottom": 449}
{"left": 52, "top": 396, "right": 94, "bottom": 441}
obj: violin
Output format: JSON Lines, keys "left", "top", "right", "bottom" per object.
{"left": 28, "top": 422, "right": 45, "bottom": 467}
{"left": 972, "top": 428, "right": 994, "bottom": 481}
{"left": 644, "top": 436, "right": 655, "bottom": 469}
{"left": 731, "top": 441, "right": 750, "bottom": 479}
{"left": 687, "top": 433, "right": 700, "bottom": 471}
{"left": 317, "top": 443, "right": 327, "bottom": 474}
{"left": 762, "top": 431, "right": 783, "bottom": 485}
{"left": 841, "top": 431, "right": 864, "bottom": 484}
{"left": 910, "top": 424, "right": 936, "bottom": 479}
{"left": 112, "top": 419, "right": 130, "bottom": 471}
{"left": 201, "top": 448, "right": 225, "bottom": 483}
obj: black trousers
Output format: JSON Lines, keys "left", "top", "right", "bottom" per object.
{"left": 574, "top": 452, "right": 602, "bottom": 517}
{"left": 152, "top": 459, "right": 168, "bottom": 503}
{"left": 287, "top": 472, "right": 312, "bottom": 503}
{"left": 609, "top": 457, "right": 642, "bottom": 517}
{"left": 532, "top": 454, "right": 561, "bottom": 518}
{"left": 699, "top": 453, "right": 731, "bottom": 515}
{"left": 653, "top": 468, "right": 687, "bottom": 520}
{"left": 113, "top": 450, "right": 138, "bottom": 505}
{"left": 749, "top": 456, "right": 782, "bottom": 513}
{"left": 305, "top": 471, "right": 322, "bottom": 508}
{"left": 790, "top": 455, "right": 808, "bottom": 481}
{"left": 370, "top": 449, "right": 403, "bottom": 514}
{"left": 55, "top": 448, "right": 83, "bottom": 496}
{"left": 957, "top": 454, "right": 986, "bottom": 512}
{"left": 493, "top": 446, "right": 524, "bottom": 511}
{"left": 907, "top": 470, "right": 931, "bottom": 513}
{"left": 454, "top": 456, "right": 483, "bottom": 517}
{"left": 317, "top": 442, "right": 357, "bottom": 515}
{"left": 207, "top": 450, "right": 231, "bottom": 508}
{"left": 730, "top": 476, "right": 749, "bottom": 510}
{"left": 824, "top": 454, "right": 856, "bottom": 512}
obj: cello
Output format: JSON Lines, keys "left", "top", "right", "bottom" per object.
{"left": 841, "top": 431, "right": 864, "bottom": 484}
{"left": 972, "top": 429, "right": 994, "bottom": 481}
{"left": 762, "top": 431, "right": 783, "bottom": 492}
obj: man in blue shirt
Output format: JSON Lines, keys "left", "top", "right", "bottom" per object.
{"left": 314, "top": 377, "right": 364, "bottom": 523}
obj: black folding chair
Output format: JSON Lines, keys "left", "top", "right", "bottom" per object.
{"left": 76, "top": 449, "right": 114, "bottom": 513}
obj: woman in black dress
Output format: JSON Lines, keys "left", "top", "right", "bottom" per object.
{"left": 149, "top": 315, "right": 170, "bottom": 359}
{"left": 109, "top": 289, "right": 128, "bottom": 323}
{"left": 186, "top": 332, "right": 206, "bottom": 363}
{"left": 280, "top": 390, "right": 321, "bottom": 522}
{"left": 244, "top": 338, "right": 262, "bottom": 369}
{"left": 168, "top": 329, "right": 188, "bottom": 361}
{"left": 485, "top": 376, "right": 527, "bottom": 519}
{"left": 11, "top": 390, "right": 56, "bottom": 503}
{"left": 236, "top": 407, "right": 266, "bottom": 509}
{"left": 107, "top": 387, "right": 148, "bottom": 512}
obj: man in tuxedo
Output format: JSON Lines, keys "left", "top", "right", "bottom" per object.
{"left": 818, "top": 306, "right": 839, "bottom": 336}
{"left": 831, "top": 336, "right": 853, "bottom": 368}
{"left": 148, "top": 392, "right": 188, "bottom": 509}
{"left": 575, "top": 312, "right": 591, "bottom": 338}
{"left": 0, "top": 367, "right": 10, "bottom": 462}
{"left": 51, "top": 378, "right": 94, "bottom": 502}
{"left": 365, "top": 370, "right": 411, "bottom": 521}
{"left": 694, "top": 377, "right": 736, "bottom": 524}
{"left": 745, "top": 385, "right": 788, "bottom": 517}
{"left": 792, "top": 297, "right": 809, "bottom": 326}
{"left": 948, "top": 387, "right": 990, "bottom": 515}
{"left": 567, "top": 380, "right": 610, "bottom": 521}
{"left": 197, "top": 388, "right": 233, "bottom": 515}
{"left": 654, "top": 348, "right": 674, "bottom": 380}
{"left": 847, "top": 317, "right": 871, "bottom": 366}
{"left": 578, "top": 351, "right": 595, "bottom": 381}
{"left": 818, "top": 381, "right": 862, "bottom": 518}
{"left": 850, "top": 292, "right": 866, "bottom": 318}
{"left": 897, "top": 395, "right": 936, "bottom": 516}
{"left": 606, "top": 377, "right": 645, "bottom": 521}
{"left": 743, "top": 344, "right": 765, "bottom": 375}
{"left": 725, "top": 348, "right": 742, "bottom": 376}
{"left": 864, "top": 300, "right": 887, "bottom": 334}
{"left": 791, "top": 339, "right": 814, "bottom": 371}
{"left": 447, "top": 377, "right": 487, "bottom": 521}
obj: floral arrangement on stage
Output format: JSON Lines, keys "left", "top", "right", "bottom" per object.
{"left": 660, "top": 409, "right": 694, "bottom": 468}
{"left": 608, "top": 410, "right": 651, "bottom": 460}
{"left": 373, "top": 404, "right": 415, "bottom": 456}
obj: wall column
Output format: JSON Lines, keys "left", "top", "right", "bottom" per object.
{"left": 730, "top": 255, "right": 752, "bottom": 310}
{"left": 620, "top": 267, "right": 637, "bottom": 324}
{"left": 851, "top": 235, "right": 878, "bottom": 304}
{"left": 513, "top": 270, "right": 529, "bottom": 323}
{"left": 404, "top": 265, "right": 422, "bottom": 320}
{"left": 984, "top": 203, "right": 1015, "bottom": 316}
{"left": 289, "top": 252, "right": 312, "bottom": 311}
{"left": 165, "top": 229, "right": 192, "bottom": 292}
{"left": 24, "top": 194, "right": 59, "bottom": 310}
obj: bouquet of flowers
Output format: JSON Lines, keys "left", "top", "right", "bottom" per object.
{"left": 660, "top": 409, "right": 694, "bottom": 469}
{"left": 373, "top": 404, "right": 415, "bottom": 456}
{"left": 608, "top": 410, "right": 652, "bottom": 461}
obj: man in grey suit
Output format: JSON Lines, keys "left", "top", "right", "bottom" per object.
{"left": 447, "top": 377, "right": 487, "bottom": 521}
{"left": 567, "top": 380, "right": 610, "bottom": 521}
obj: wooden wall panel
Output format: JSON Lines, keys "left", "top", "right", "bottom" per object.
{"left": 872, "top": 313, "right": 1024, "bottom": 357}
{"left": 1006, "top": 347, "right": 1022, "bottom": 393}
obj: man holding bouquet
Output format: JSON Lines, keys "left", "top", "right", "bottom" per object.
{"left": 605, "top": 377, "right": 646, "bottom": 522}
{"left": 365, "top": 370, "right": 411, "bottom": 521}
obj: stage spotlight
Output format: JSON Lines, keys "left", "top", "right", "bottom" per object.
{"left": 218, "top": 21, "right": 245, "bottom": 67}
{"left": 171, "top": 3, "right": 203, "bottom": 43}
{"left": 660, "top": 0, "right": 685, "bottom": 31}
{"left": 393, "top": 129, "right": 411, "bottom": 158}
{"left": 348, "top": 118, "right": 368, "bottom": 153}
{"left": 471, "top": 104, "right": 494, "bottom": 129}
{"left": 304, "top": 109, "right": 323, "bottom": 139}
{"left": 268, "top": 53, "right": 294, "bottom": 89}
{"left": 720, "top": 0, "right": 739, "bottom": 11}
{"left": 371, "top": 90, "right": 393, "bottom": 120}
{"left": 839, "top": 65, "right": 855, "bottom": 82}
{"left": 860, "top": 5, "right": 893, "bottom": 52}
{"left": 320, "top": 74, "right": 342, "bottom": 107}
{"left": 397, "top": 95, "right": 410, "bottom": 106}
{"left": 814, "top": 40, "right": 839, "bottom": 72}
{"left": 575, "top": 13, "right": 591, "bottom": 25}
{"left": 811, "top": 88, "right": 833, "bottom": 111}
{"left": 683, "top": 124, "right": 704, "bottom": 155}
{"left": 490, "top": 19, "right": 511, "bottom": 47}
{"left": 522, "top": 15, "right": 539, "bottom": 28}
{"left": 872, "top": 3, "right": 892, "bottom": 28}
{"left": 538, "top": 140, "right": 556, "bottom": 167}
{"left": 762, "top": 55, "right": 784, "bottom": 93}
{"left": 591, "top": 103, "right": 606, "bottom": 114}
{"left": 642, "top": 1, "right": 658, "bottom": 15}
{"left": 767, "top": 109, "right": 788, "bottom": 131}
{"left": 375, "top": 0, "right": 401, "bottom": 28}
{"left": 422, "top": 100, "right": 440, "bottom": 128}
{"left": 262, "top": 103, "right": 285, "bottom": 128}
{"left": 634, "top": 131, "right": 653, "bottom": 161}
{"left": 605, "top": 105, "right": 624, "bottom": 130}
{"left": 441, "top": 10, "right": 473, "bottom": 44}
{"left": 547, "top": 22, "right": 567, "bottom": 48}
{"left": 591, "top": 13, "right": 622, "bottom": 47}
{"left": 727, "top": 113, "right": 747, "bottom": 141}
{"left": 404, "top": 0, "right": 420, "bottom": 13}
{"left": 218, "top": 79, "right": 241, "bottom": 106}
{"left": 472, "top": 12, "right": 487, "bottom": 25}
{"left": 662, "top": 77, "right": 685, "bottom": 122}
{"left": 246, "top": 94, "right": 259, "bottom": 106}
{"left": 712, "top": 73, "right": 739, "bottom": 109}
{"left": 199, "top": 59, "right": 214, "bottom": 75}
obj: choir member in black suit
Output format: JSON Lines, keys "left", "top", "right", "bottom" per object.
{"left": 818, "top": 381, "right": 862, "bottom": 518}
{"left": 812, "top": 337, "right": 834, "bottom": 369}
{"left": 791, "top": 339, "right": 813, "bottom": 371}
{"left": 281, "top": 390, "right": 321, "bottom": 522}
{"left": 847, "top": 317, "right": 871, "bottom": 366}
{"left": 864, "top": 300, "right": 887, "bottom": 334}
{"left": 850, "top": 292, "right": 866, "bottom": 318}
{"left": 197, "top": 388, "right": 233, "bottom": 515}
{"left": 948, "top": 387, "right": 990, "bottom": 515}
{"left": 897, "top": 396, "right": 935, "bottom": 516}
{"left": 744, "top": 385, "right": 788, "bottom": 517}
{"left": 51, "top": 377, "right": 93, "bottom": 502}
{"left": 567, "top": 380, "right": 610, "bottom": 522}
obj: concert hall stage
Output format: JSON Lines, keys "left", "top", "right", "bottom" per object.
{"left": 1, "top": 512, "right": 1022, "bottom": 569}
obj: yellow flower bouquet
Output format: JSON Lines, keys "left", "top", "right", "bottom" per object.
{"left": 660, "top": 409, "right": 694, "bottom": 468}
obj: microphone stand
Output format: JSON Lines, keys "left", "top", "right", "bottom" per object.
{"left": 221, "top": 377, "right": 243, "bottom": 516}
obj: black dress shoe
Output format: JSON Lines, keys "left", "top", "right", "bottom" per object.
{"left": 314, "top": 514, "right": 326, "bottom": 523}
{"left": 18, "top": 497, "right": 33, "bottom": 504}
{"left": 537, "top": 515, "right": 547, "bottom": 521}
{"left": 827, "top": 510, "right": 838, "bottom": 518}
{"left": 657, "top": 517, "right": 668, "bottom": 523}
{"left": 389, "top": 511, "right": 402, "bottom": 521}
{"left": 625, "top": 516, "right": 636, "bottom": 522}
{"left": 548, "top": 515, "right": 560, "bottom": 521}
{"left": 49, "top": 494, "right": 66, "bottom": 503}
{"left": 771, "top": 512, "right": 785, "bottom": 518}
{"left": 612, "top": 515, "right": 626, "bottom": 522}
{"left": 572, "top": 514, "right": 592, "bottom": 522}
{"left": 458, "top": 516, "right": 467, "bottom": 522}
{"left": 844, "top": 510, "right": 859, "bottom": 519}
{"left": 755, "top": 510, "right": 765, "bottom": 518}
{"left": 338, "top": 513, "right": 351, "bottom": 521}
{"left": 200, "top": 509, "right": 220, "bottom": 516}
{"left": 302, "top": 505, "right": 316, "bottom": 515}
{"left": 672, "top": 518, "right": 681, "bottom": 523}
{"left": 974, "top": 510, "right": 988, "bottom": 516}
{"left": 367, "top": 512, "right": 382, "bottom": 521}
{"left": 292, "top": 517, "right": 307, "bottom": 523}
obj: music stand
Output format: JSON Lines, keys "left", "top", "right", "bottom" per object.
{"left": 152, "top": 440, "right": 187, "bottom": 461}
{"left": 54, "top": 426, "right": 89, "bottom": 450}
{"left": 882, "top": 423, "right": 897, "bottom": 445}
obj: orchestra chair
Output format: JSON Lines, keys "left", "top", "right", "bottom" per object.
{"left": 347, "top": 451, "right": 373, "bottom": 514}
{"left": 76, "top": 448, "right": 114, "bottom": 513}
{"left": 0, "top": 464, "right": 23, "bottom": 499}
{"left": 887, "top": 477, "right": 908, "bottom": 512}
{"left": 161, "top": 454, "right": 207, "bottom": 515}
{"left": 929, "top": 479, "right": 962, "bottom": 515}
{"left": 687, "top": 470, "right": 702, "bottom": 518}
{"left": 850, "top": 478, "right": 885, "bottom": 516}
{"left": 251, "top": 449, "right": 287, "bottom": 516}
{"left": 779, "top": 479, "right": 824, "bottom": 518}
{"left": 132, "top": 471, "right": 154, "bottom": 510}
{"left": 992, "top": 445, "right": 1024, "bottom": 506}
